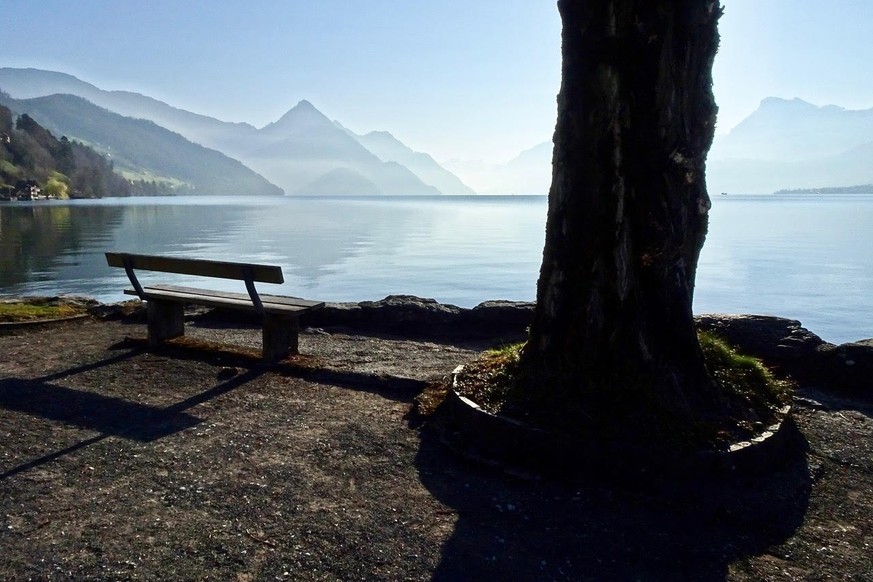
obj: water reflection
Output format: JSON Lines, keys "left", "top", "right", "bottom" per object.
{"left": 0, "top": 203, "right": 124, "bottom": 288}
{"left": 0, "top": 197, "right": 526, "bottom": 305}
{"left": 2, "top": 195, "right": 872, "bottom": 343}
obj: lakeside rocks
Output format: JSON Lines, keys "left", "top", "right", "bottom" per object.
{"left": 695, "top": 314, "right": 870, "bottom": 397}
{"left": 816, "top": 340, "right": 873, "bottom": 395}
{"left": 694, "top": 314, "right": 828, "bottom": 364}
{"left": 306, "top": 294, "right": 535, "bottom": 339}
{"left": 307, "top": 297, "right": 870, "bottom": 397}
{"left": 36, "top": 293, "right": 870, "bottom": 398}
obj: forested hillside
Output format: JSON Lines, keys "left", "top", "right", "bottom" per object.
{"left": 0, "top": 103, "right": 153, "bottom": 198}
{"left": 0, "top": 91, "right": 284, "bottom": 197}
{"left": 0, "top": 69, "right": 472, "bottom": 196}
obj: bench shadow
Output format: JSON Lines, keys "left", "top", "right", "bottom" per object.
{"left": 118, "top": 335, "right": 431, "bottom": 404}
{"left": 0, "top": 379, "right": 203, "bottom": 441}
{"left": 414, "top": 424, "right": 812, "bottom": 580}
{"left": 185, "top": 307, "right": 524, "bottom": 349}
{"left": 0, "top": 345, "right": 264, "bottom": 480}
{"left": 279, "top": 365, "right": 427, "bottom": 403}
{"left": 38, "top": 342, "right": 144, "bottom": 381}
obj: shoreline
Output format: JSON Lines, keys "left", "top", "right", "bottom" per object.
{"left": 5, "top": 293, "right": 871, "bottom": 399}
{"left": 6, "top": 291, "right": 872, "bottom": 342}
{"left": 4, "top": 192, "right": 872, "bottom": 345}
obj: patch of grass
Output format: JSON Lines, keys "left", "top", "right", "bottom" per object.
{"left": 0, "top": 302, "right": 87, "bottom": 323}
{"left": 453, "top": 342, "right": 524, "bottom": 415}
{"left": 485, "top": 342, "right": 525, "bottom": 360}
{"left": 414, "top": 342, "right": 525, "bottom": 419}
{"left": 450, "top": 332, "right": 793, "bottom": 446}
{"left": 698, "top": 330, "right": 792, "bottom": 431}
{"left": 414, "top": 379, "right": 453, "bottom": 417}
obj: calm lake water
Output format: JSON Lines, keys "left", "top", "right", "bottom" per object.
{"left": 1, "top": 194, "right": 871, "bottom": 344}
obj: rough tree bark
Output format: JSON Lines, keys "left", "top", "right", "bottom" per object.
{"left": 519, "top": 0, "right": 724, "bottom": 424}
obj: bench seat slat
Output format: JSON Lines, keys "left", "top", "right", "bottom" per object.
{"left": 106, "top": 252, "right": 284, "bottom": 284}
{"left": 147, "top": 285, "right": 324, "bottom": 309}
{"left": 124, "top": 285, "right": 324, "bottom": 315}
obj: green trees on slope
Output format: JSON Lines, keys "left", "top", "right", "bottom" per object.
{"left": 0, "top": 105, "right": 142, "bottom": 198}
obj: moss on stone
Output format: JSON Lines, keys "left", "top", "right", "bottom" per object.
{"left": 450, "top": 332, "right": 793, "bottom": 449}
{"left": 0, "top": 302, "right": 86, "bottom": 322}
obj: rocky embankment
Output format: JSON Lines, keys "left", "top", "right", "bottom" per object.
{"left": 305, "top": 295, "right": 871, "bottom": 397}
{"left": 305, "top": 294, "right": 534, "bottom": 339}
{"left": 695, "top": 314, "right": 872, "bottom": 397}
{"left": 10, "top": 294, "right": 871, "bottom": 398}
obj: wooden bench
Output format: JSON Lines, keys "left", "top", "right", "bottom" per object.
{"left": 105, "top": 252, "right": 324, "bottom": 362}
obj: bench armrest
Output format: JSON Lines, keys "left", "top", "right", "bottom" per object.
{"left": 121, "top": 255, "right": 145, "bottom": 299}
{"left": 242, "top": 266, "right": 264, "bottom": 315}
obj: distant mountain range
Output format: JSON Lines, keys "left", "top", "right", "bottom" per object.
{"left": 461, "top": 97, "right": 873, "bottom": 196}
{"left": 0, "top": 67, "right": 475, "bottom": 196}
{"left": 0, "top": 92, "right": 282, "bottom": 196}
{"left": 339, "top": 125, "right": 476, "bottom": 195}
{"left": 707, "top": 97, "right": 873, "bottom": 194}
{"left": 4, "top": 68, "right": 870, "bottom": 197}
{"left": 444, "top": 142, "right": 553, "bottom": 195}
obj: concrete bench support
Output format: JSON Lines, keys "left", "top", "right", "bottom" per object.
{"left": 147, "top": 300, "right": 185, "bottom": 345}
{"left": 263, "top": 314, "right": 299, "bottom": 362}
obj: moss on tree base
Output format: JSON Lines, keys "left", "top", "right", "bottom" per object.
{"left": 443, "top": 331, "right": 792, "bottom": 453}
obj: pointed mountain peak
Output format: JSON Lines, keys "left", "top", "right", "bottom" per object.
{"left": 261, "top": 99, "right": 331, "bottom": 133}
{"left": 292, "top": 99, "right": 317, "bottom": 112}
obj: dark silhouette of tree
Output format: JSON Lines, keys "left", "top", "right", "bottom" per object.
{"left": 56, "top": 136, "right": 76, "bottom": 175}
{"left": 0, "top": 104, "right": 12, "bottom": 132}
{"left": 517, "top": 0, "right": 724, "bottom": 431}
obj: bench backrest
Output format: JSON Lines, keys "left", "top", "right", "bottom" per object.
{"left": 105, "top": 252, "right": 285, "bottom": 284}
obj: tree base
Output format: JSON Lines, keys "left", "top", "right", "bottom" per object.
{"left": 431, "top": 334, "right": 799, "bottom": 483}
{"left": 434, "top": 372, "right": 797, "bottom": 483}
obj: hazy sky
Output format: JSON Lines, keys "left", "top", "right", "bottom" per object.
{"left": 3, "top": 1, "right": 872, "bottom": 164}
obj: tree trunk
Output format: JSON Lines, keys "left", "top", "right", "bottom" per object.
{"left": 520, "top": 0, "right": 724, "bottom": 422}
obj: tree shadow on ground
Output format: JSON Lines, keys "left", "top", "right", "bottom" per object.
{"left": 415, "top": 424, "right": 811, "bottom": 580}
{"left": 797, "top": 385, "right": 873, "bottom": 417}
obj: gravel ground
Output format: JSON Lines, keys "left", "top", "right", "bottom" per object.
{"left": 0, "top": 313, "right": 870, "bottom": 580}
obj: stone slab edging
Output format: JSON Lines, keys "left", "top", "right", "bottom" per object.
{"left": 436, "top": 364, "right": 798, "bottom": 482}
{"left": 0, "top": 313, "right": 90, "bottom": 332}
{"left": 61, "top": 295, "right": 873, "bottom": 397}
{"left": 308, "top": 299, "right": 869, "bottom": 397}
